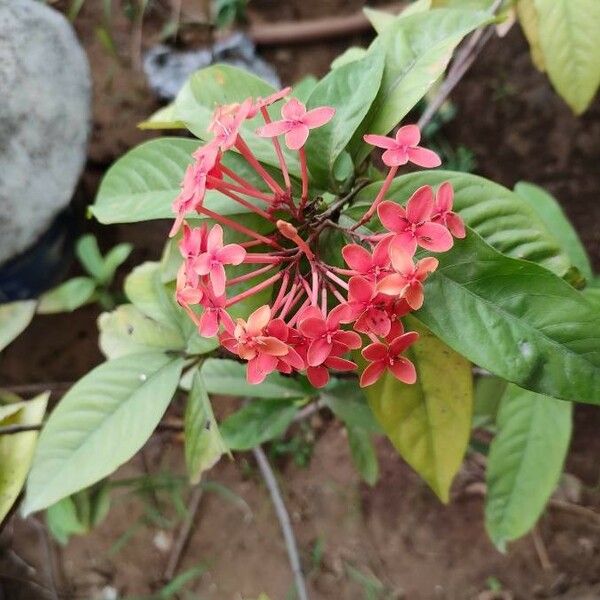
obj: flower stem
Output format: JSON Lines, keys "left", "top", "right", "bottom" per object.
{"left": 235, "top": 137, "right": 284, "bottom": 196}
{"left": 298, "top": 148, "right": 309, "bottom": 214}
{"left": 261, "top": 106, "right": 291, "bottom": 190}
{"left": 351, "top": 165, "right": 398, "bottom": 230}
{"left": 225, "top": 272, "right": 283, "bottom": 307}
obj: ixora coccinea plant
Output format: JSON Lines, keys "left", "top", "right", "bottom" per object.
{"left": 13, "top": 4, "right": 600, "bottom": 562}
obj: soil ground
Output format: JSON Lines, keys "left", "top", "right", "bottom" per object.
{"left": 1, "top": 1, "right": 599, "bottom": 599}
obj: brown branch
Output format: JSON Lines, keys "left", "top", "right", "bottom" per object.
{"left": 247, "top": 3, "right": 407, "bottom": 46}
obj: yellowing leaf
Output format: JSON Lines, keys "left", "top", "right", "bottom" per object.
{"left": 534, "top": 0, "right": 600, "bottom": 114}
{"left": 0, "top": 393, "right": 48, "bottom": 522}
{"left": 363, "top": 318, "right": 472, "bottom": 502}
{"left": 517, "top": 0, "right": 545, "bottom": 71}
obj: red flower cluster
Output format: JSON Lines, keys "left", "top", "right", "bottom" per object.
{"left": 171, "top": 87, "right": 465, "bottom": 387}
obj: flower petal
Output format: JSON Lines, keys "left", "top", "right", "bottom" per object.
{"left": 303, "top": 106, "right": 335, "bottom": 128}
{"left": 446, "top": 212, "right": 466, "bottom": 238}
{"left": 342, "top": 244, "right": 373, "bottom": 272}
{"left": 404, "top": 282, "right": 424, "bottom": 310}
{"left": 363, "top": 134, "right": 398, "bottom": 150}
{"left": 415, "top": 257, "right": 439, "bottom": 280}
{"left": 406, "top": 185, "right": 434, "bottom": 223}
{"left": 258, "top": 336, "right": 289, "bottom": 357}
{"left": 395, "top": 124, "right": 421, "bottom": 147}
{"left": 325, "top": 356, "right": 356, "bottom": 371}
{"left": 209, "top": 263, "right": 227, "bottom": 296}
{"left": 381, "top": 147, "right": 409, "bottom": 167}
{"left": 207, "top": 224, "right": 224, "bottom": 250}
{"left": 389, "top": 357, "right": 417, "bottom": 384}
{"left": 362, "top": 342, "right": 388, "bottom": 362}
{"left": 285, "top": 125, "right": 310, "bottom": 150}
{"left": 256, "top": 119, "right": 294, "bottom": 138}
{"left": 307, "top": 365, "right": 329, "bottom": 388}
{"left": 281, "top": 97, "right": 307, "bottom": 120}
{"left": 333, "top": 330, "right": 362, "bottom": 350}
{"left": 247, "top": 305, "right": 271, "bottom": 335}
{"left": 376, "top": 273, "right": 407, "bottom": 296}
{"left": 193, "top": 253, "right": 212, "bottom": 275}
{"left": 435, "top": 181, "right": 454, "bottom": 212}
{"left": 407, "top": 146, "right": 441, "bottom": 168}
{"left": 416, "top": 222, "right": 453, "bottom": 252}
{"left": 389, "top": 331, "right": 419, "bottom": 355}
{"left": 199, "top": 309, "right": 219, "bottom": 337}
{"left": 378, "top": 201, "right": 407, "bottom": 233}
{"left": 360, "top": 361, "right": 387, "bottom": 387}
{"left": 348, "top": 276, "right": 374, "bottom": 303}
{"left": 388, "top": 243, "right": 415, "bottom": 276}
{"left": 298, "top": 316, "right": 328, "bottom": 339}
{"left": 217, "top": 243, "right": 246, "bottom": 265}
{"left": 307, "top": 337, "right": 333, "bottom": 366}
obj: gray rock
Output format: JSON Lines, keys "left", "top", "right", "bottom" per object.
{"left": 143, "top": 32, "right": 281, "bottom": 101}
{"left": 0, "top": 0, "right": 91, "bottom": 265}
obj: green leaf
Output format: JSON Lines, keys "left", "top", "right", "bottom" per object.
{"left": 485, "top": 384, "right": 572, "bottom": 550}
{"left": 321, "top": 379, "right": 381, "bottom": 432}
{"left": 92, "top": 137, "right": 277, "bottom": 224}
{"left": 517, "top": 0, "right": 545, "bottom": 71}
{"left": 353, "top": 8, "right": 491, "bottom": 163}
{"left": 364, "top": 0, "right": 431, "bottom": 33}
{"left": 331, "top": 47, "right": 367, "bottom": 70}
{"left": 415, "top": 232, "right": 600, "bottom": 405}
{"left": 305, "top": 49, "right": 385, "bottom": 189}
{"left": 363, "top": 318, "right": 473, "bottom": 502}
{"left": 101, "top": 243, "right": 133, "bottom": 284}
{"left": 98, "top": 304, "right": 186, "bottom": 359}
{"left": 292, "top": 75, "right": 319, "bottom": 103}
{"left": 0, "top": 393, "right": 48, "bottom": 523}
{"left": 473, "top": 376, "right": 507, "bottom": 428}
{"left": 22, "top": 353, "right": 184, "bottom": 514}
{"left": 184, "top": 371, "right": 228, "bottom": 483}
{"left": 46, "top": 496, "right": 88, "bottom": 545}
{"left": 220, "top": 399, "right": 298, "bottom": 450}
{"left": 174, "top": 64, "right": 300, "bottom": 175}
{"left": 351, "top": 171, "right": 572, "bottom": 277}
{"left": 37, "top": 277, "right": 97, "bottom": 314}
{"left": 200, "top": 358, "right": 309, "bottom": 399}
{"left": 346, "top": 425, "right": 379, "bottom": 486}
{"left": 138, "top": 103, "right": 185, "bottom": 130}
{"left": 0, "top": 300, "right": 36, "bottom": 352}
{"left": 514, "top": 181, "right": 592, "bottom": 279}
{"left": 534, "top": 0, "right": 600, "bottom": 114}
{"left": 75, "top": 234, "right": 106, "bottom": 281}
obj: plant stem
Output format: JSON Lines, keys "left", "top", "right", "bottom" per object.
{"left": 252, "top": 445, "right": 309, "bottom": 600}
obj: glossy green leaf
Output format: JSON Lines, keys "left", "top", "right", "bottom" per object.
{"left": 351, "top": 171, "right": 572, "bottom": 277}
{"left": 174, "top": 64, "right": 300, "bottom": 175}
{"left": 46, "top": 496, "right": 88, "bottom": 544}
{"left": 98, "top": 304, "right": 186, "bottom": 359}
{"left": 485, "top": 384, "right": 572, "bottom": 550}
{"left": 331, "top": 47, "right": 367, "bottom": 70}
{"left": 363, "top": 318, "right": 473, "bottom": 502}
{"left": 92, "top": 137, "right": 278, "bottom": 224}
{"left": 200, "top": 358, "right": 309, "bottom": 399}
{"left": 138, "top": 103, "right": 185, "bottom": 130}
{"left": 353, "top": 9, "right": 491, "bottom": 163}
{"left": 416, "top": 232, "right": 600, "bottom": 405}
{"left": 0, "top": 300, "right": 36, "bottom": 352}
{"left": 346, "top": 425, "right": 379, "bottom": 486}
{"left": 305, "top": 49, "right": 385, "bottom": 189}
{"left": 184, "top": 371, "right": 228, "bottom": 483}
{"left": 37, "top": 277, "right": 97, "bottom": 314}
{"left": 321, "top": 379, "right": 381, "bottom": 433}
{"left": 23, "top": 353, "right": 184, "bottom": 514}
{"left": 534, "top": 0, "right": 600, "bottom": 114}
{"left": 514, "top": 181, "right": 592, "bottom": 279}
{"left": 220, "top": 399, "right": 298, "bottom": 451}
{"left": 0, "top": 393, "right": 48, "bottom": 523}
{"left": 473, "top": 376, "right": 507, "bottom": 429}
{"left": 292, "top": 75, "right": 318, "bottom": 103}
{"left": 364, "top": 0, "right": 431, "bottom": 33}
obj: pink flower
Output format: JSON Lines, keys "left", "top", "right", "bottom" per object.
{"left": 198, "top": 291, "right": 233, "bottom": 337}
{"left": 297, "top": 305, "right": 361, "bottom": 367}
{"left": 360, "top": 328, "right": 419, "bottom": 387}
{"left": 377, "top": 245, "right": 439, "bottom": 310}
{"left": 378, "top": 185, "right": 454, "bottom": 255}
{"left": 341, "top": 239, "right": 391, "bottom": 280}
{"left": 170, "top": 144, "right": 220, "bottom": 237}
{"left": 363, "top": 125, "right": 441, "bottom": 168}
{"left": 247, "top": 87, "right": 292, "bottom": 119}
{"left": 194, "top": 224, "right": 246, "bottom": 296}
{"left": 256, "top": 98, "right": 335, "bottom": 150}
{"left": 266, "top": 318, "right": 305, "bottom": 373}
{"left": 175, "top": 264, "right": 203, "bottom": 306}
{"left": 208, "top": 99, "right": 252, "bottom": 151}
{"left": 222, "top": 306, "right": 291, "bottom": 384}
{"left": 306, "top": 350, "right": 357, "bottom": 388}
{"left": 345, "top": 277, "right": 392, "bottom": 337}
{"left": 431, "top": 181, "right": 465, "bottom": 239}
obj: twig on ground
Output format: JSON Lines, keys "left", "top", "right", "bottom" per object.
{"left": 163, "top": 483, "right": 204, "bottom": 581}
{"left": 1, "top": 381, "right": 71, "bottom": 396}
{"left": 531, "top": 526, "right": 553, "bottom": 571}
{"left": 252, "top": 445, "right": 309, "bottom": 600}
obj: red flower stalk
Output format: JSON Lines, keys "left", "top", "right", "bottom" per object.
{"left": 171, "top": 87, "right": 464, "bottom": 387}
